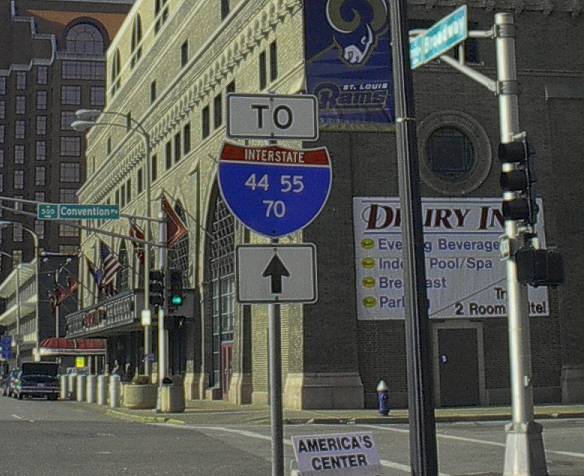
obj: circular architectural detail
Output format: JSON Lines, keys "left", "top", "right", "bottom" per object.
{"left": 418, "top": 111, "right": 492, "bottom": 195}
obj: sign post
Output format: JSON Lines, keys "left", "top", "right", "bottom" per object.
{"left": 222, "top": 94, "right": 327, "bottom": 476}
{"left": 37, "top": 204, "right": 120, "bottom": 221}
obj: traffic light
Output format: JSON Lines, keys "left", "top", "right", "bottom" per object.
{"left": 498, "top": 140, "right": 538, "bottom": 224}
{"left": 168, "top": 270, "right": 184, "bottom": 309}
{"left": 149, "top": 270, "right": 164, "bottom": 307}
{"left": 516, "top": 248, "right": 564, "bottom": 287}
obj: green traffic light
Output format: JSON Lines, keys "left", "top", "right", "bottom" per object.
{"left": 171, "top": 295, "right": 184, "bottom": 306}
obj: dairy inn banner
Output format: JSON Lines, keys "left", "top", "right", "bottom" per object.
{"left": 303, "top": 0, "right": 394, "bottom": 126}
{"left": 353, "top": 197, "right": 549, "bottom": 320}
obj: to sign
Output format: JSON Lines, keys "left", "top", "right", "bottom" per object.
{"left": 291, "top": 432, "right": 381, "bottom": 476}
{"left": 236, "top": 244, "right": 317, "bottom": 304}
{"left": 227, "top": 93, "right": 319, "bottom": 141}
{"left": 37, "top": 204, "right": 120, "bottom": 221}
{"left": 410, "top": 5, "right": 468, "bottom": 69}
{"left": 218, "top": 142, "right": 332, "bottom": 238}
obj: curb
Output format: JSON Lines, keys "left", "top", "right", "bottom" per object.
{"left": 106, "top": 409, "right": 185, "bottom": 425}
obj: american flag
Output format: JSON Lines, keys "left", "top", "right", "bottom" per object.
{"left": 99, "top": 241, "right": 121, "bottom": 287}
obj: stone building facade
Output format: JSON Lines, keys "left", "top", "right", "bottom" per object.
{"left": 69, "top": 0, "right": 584, "bottom": 408}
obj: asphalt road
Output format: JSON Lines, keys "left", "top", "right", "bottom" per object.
{"left": 1, "top": 395, "right": 584, "bottom": 475}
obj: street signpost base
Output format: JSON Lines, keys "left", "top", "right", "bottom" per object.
{"left": 503, "top": 422, "right": 548, "bottom": 476}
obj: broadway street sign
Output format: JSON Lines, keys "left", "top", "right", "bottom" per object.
{"left": 410, "top": 5, "right": 468, "bottom": 69}
{"left": 37, "top": 204, "right": 120, "bottom": 221}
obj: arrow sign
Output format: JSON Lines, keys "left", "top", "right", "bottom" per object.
{"left": 262, "top": 254, "right": 290, "bottom": 294}
{"left": 236, "top": 244, "right": 318, "bottom": 303}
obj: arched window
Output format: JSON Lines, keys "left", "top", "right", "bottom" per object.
{"left": 155, "top": 0, "right": 169, "bottom": 33}
{"left": 117, "top": 240, "right": 129, "bottom": 291}
{"left": 66, "top": 23, "right": 104, "bottom": 55}
{"left": 209, "top": 193, "right": 235, "bottom": 388}
{"left": 111, "top": 49, "right": 121, "bottom": 95}
{"left": 131, "top": 16, "right": 143, "bottom": 67}
{"left": 169, "top": 201, "right": 190, "bottom": 286}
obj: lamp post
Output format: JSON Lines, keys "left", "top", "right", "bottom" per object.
{"left": 0, "top": 221, "right": 40, "bottom": 365}
{"left": 73, "top": 110, "right": 153, "bottom": 376}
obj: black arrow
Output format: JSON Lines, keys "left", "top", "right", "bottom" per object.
{"left": 262, "top": 254, "right": 290, "bottom": 294}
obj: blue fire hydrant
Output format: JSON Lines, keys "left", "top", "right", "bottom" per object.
{"left": 377, "top": 380, "right": 390, "bottom": 416}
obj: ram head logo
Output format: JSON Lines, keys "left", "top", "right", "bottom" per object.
{"left": 326, "top": 0, "right": 388, "bottom": 66}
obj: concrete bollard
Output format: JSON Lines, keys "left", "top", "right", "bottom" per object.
{"left": 97, "top": 375, "right": 109, "bottom": 406}
{"left": 109, "top": 374, "right": 121, "bottom": 408}
{"left": 86, "top": 375, "right": 97, "bottom": 403}
{"left": 76, "top": 375, "right": 87, "bottom": 402}
{"left": 60, "top": 375, "right": 68, "bottom": 400}
{"left": 68, "top": 374, "right": 77, "bottom": 400}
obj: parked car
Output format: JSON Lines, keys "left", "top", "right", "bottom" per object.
{"left": 14, "top": 362, "right": 59, "bottom": 400}
{"left": 2, "top": 369, "right": 19, "bottom": 397}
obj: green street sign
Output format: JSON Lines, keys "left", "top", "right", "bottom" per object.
{"left": 37, "top": 204, "right": 120, "bottom": 221}
{"left": 410, "top": 5, "right": 468, "bottom": 69}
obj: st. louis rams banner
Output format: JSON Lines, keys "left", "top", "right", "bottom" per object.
{"left": 304, "top": 0, "right": 394, "bottom": 126}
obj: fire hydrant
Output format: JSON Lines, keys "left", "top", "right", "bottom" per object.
{"left": 377, "top": 380, "right": 390, "bottom": 416}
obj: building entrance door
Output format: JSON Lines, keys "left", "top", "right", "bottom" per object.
{"left": 438, "top": 328, "right": 480, "bottom": 407}
{"left": 221, "top": 343, "right": 233, "bottom": 399}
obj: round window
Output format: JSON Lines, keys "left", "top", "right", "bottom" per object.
{"left": 426, "top": 127, "right": 475, "bottom": 180}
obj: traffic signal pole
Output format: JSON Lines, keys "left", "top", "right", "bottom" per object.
{"left": 495, "top": 13, "right": 548, "bottom": 475}
{"left": 158, "top": 211, "right": 168, "bottom": 385}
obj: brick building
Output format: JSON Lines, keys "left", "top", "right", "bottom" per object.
{"left": 0, "top": 0, "right": 133, "bottom": 280}
{"left": 68, "top": 0, "right": 584, "bottom": 408}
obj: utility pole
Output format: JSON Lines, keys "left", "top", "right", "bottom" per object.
{"left": 158, "top": 211, "right": 168, "bottom": 386}
{"left": 389, "top": 1, "right": 438, "bottom": 474}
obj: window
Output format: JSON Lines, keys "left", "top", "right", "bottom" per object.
{"left": 0, "top": 125, "right": 4, "bottom": 143}
{"left": 214, "top": 93, "right": 222, "bottom": 129}
{"left": 115, "top": 189, "right": 120, "bottom": 205}
{"left": 426, "top": 127, "right": 475, "bottom": 180}
{"left": 14, "top": 170, "right": 24, "bottom": 189}
{"left": 62, "top": 61, "right": 104, "bottom": 80}
{"left": 151, "top": 154, "right": 158, "bottom": 181}
{"left": 0, "top": 100, "right": 5, "bottom": 119}
{"left": 12, "top": 250, "right": 23, "bottom": 265}
{"left": 59, "top": 224, "right": 80, "bottom": 238}
{"left": 36, "top": 116, "right": 47, "bottom": 135}
{"left": 35, "top": 166, "right": 46, "bottom": 186}
{"left": 0, "top": 150, "right": 3, "bottom": 167}
{"left": 66, "top": 23, "right": 104, "bottom": 55}
{"left": 36, "top": 141, "right": 46, "bottom": 160}
{"left": 202, "top": 105, "right": 210, "bottom": 139}
{"left": 16, "top": 72, "right": 26, "bottom": 90}
{"left": 174, "top": 132, "right": 181, "bottom": 163}
{"left": 137, "top": 167, "right": 143, "bottom": 194}
{"left": 131, "top": 16, "right": 143, "bottom": 67}
{"left": 15, "top": 145, "right": 24, "bottom": 163}
{"left": 155, "top": 0, "right": 169, "bottom": 33}
{"left": 15, "top": 121, "right": 25, "bottom": 139}
{"left": 61, "top": 137, "right": 81, "bottom": 156}
{"left": 0, "top": 77, "right": 5, "bottom": 94}
{"left": 183, "top": 123, "right": 191, "bottom": 154}
{"left": 259, "top": 51, "right": 267, "bottom": 90}
{"left": 181, "top": 40, "right": 189, "bottom": 67}
{"left": 16, "top": 96, "right": 26, "bottom": 114}
{"left": 60, "top": 163, "right": 80, "bottom": 182}
{"left": 13, "top": 223, "right": 23, "bottom": 242}
{"left": 60, "top": 189, "right": 77, "bottom": 203}
{"left": 62, "top": 86, "right": 81, "bottom": 105}
{"left": 107, "top": 136, "right": 112, "bottom": 154}
{"left": 150, "top": 81, "right": 157, "bottom": 103}
{"left": 165, "top": 141, "right": 172, "bottom": 169}
{"left": 270, "top": 41, "right": 278, "bottom": 82}
{"left": 120, "top": 184, "right": 126, "bottom": 208}
{"left": 126, "top": 178, "right": 132, "bottom": 203}
{"left": 90, "top": 87, "right": 105, "bottom": 107}
{"left": 59, "top": 245, "right": 78, "bottom": 255}
{"left": 226, "top": 81, "right": 236, "bottom": 95}
{"left": 36, "top": 91, "right": 47, "bottom": 110}
{"left": 221, "top": 0, "right": 230, "bottom": 20}
{"left": 35, "top": 192, "right": 45, "bottom": 202}
{"left": 34, "top": 220, "right": 45, "bottom": 239}
{"left": 61, "top": 111, "right": 76, "bottom": 129}
{"left": 111, "top": 49, "right": 121, "bottom": 95}
{"left": 0, "top": 173, "right": 3, "bottom": 192}
{"left": 37, "top": 66, "right": 48, "bottom": 85}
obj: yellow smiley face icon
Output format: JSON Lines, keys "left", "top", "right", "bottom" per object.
{"left": 362, "top": 277, "right": 376, "bottom": 288}
{"left": 361, "top": 257, "right": 375, "bottom": 269}
{"left": 363, "top": 296, "right": 377, "bottom": 308}
{"left": 361, "top": 239, "right": 375, "bottom": 250}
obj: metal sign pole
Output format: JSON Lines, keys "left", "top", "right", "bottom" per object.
{"left": 389, "top": 0, "right": 438, "bottom": 474}
{"left": 496, "top": 13, "right": 548, "bottom": 475}
{"left": 269, "top": 239, "right": 284, "bottom": 476}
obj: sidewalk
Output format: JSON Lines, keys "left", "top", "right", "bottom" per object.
{"left": 98, "top": 399, "right": 584, "bottom": 426}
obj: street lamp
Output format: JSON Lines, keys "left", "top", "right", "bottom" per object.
{"left": 73, "top": 109, "right": 154, "bottom": 376}
{"left": 0, "top": 220, "right": 40, "bottom": 365}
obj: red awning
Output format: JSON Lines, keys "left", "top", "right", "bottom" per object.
{"left": 39, "top": 338, "right": 106, "bottom": 356}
